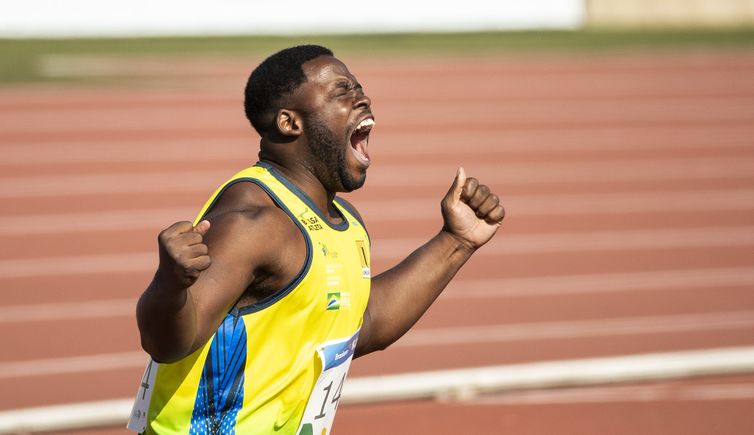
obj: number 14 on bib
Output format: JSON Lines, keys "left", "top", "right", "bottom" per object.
{"left": 297, "top": 331, "right": 359, "bottom": 435}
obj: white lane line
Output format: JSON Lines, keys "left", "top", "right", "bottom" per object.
{"left": 3, "top": 125, "right": 753, "bottom": 165}
{"left": 371, "top": 158, "right": 754, "bottom": 187}
{"left": 469, "top": 382, "right": 754, "bottom": 405}
{"left": 0, "top": 170, "right": 221, "bottom": 198}
{"left": 355, "top": 189, "right": 754, "bottom": 221}
{"left": 0, "top": 252, "right": 154, "bottom": 278}
{"left": 2, "top": 266, "right": 752, "bottom": 323}
{"left": 3, "top": 189, "right": 754, "bottom": 236}
{"left": 443, "top": 266, "right": 754, "bottom": 299}
{"left": 1, "top": 226, "right": 752, "bottom": 278}
{"left": 3, "top": 312, "right": 754, "bottom": 379}
{"left": 681, "top": 384, "right": 754, "bottom": 401}
{"left": 2, "top": 157, "right": 754, "bottom": 197}
{"left": 0, "top": 207, "right": 196, "bottom": 236}
{"left": 398, "top": 310, "right": 754, "bottom": 347}
{"left": 0, "top": 299, "right": 135, "bottom": 323}
{"left": 0, "top": 352, "right": 146, "bottom": 379}
{"left": 375, "top": 225, "right": 754, "bottom": 259}
{"left": 4, "top": 97, "right": 754, "bottom": 133}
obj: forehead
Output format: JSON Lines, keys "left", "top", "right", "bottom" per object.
{"left": 301, "top": 55, "right": 357, "bottom": 86}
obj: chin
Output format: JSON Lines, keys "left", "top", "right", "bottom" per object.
{"left": 338, "top": 169, "right": 366, "bottom": 192}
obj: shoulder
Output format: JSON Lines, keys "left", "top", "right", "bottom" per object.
{"left": 205, "top": 180, "right": 286, "bottom": 221}
{"left": 202, "top": 181, "right": 304, "bottom": 257}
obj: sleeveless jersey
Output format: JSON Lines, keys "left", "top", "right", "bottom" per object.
{"left": 128, "top": 162, "right": 371, "bottom": 435}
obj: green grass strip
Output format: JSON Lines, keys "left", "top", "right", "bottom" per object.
{"left": 1, "top": 28, "right": 753, "bottom": 85}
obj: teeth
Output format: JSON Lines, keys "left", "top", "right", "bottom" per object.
{"left": 355, "top": 118, "right": 375, "bottom": 133}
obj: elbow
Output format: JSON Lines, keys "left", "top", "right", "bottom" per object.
{"left": 136, "top": 293, "right": 193, "bottom": 363}
{"left": 139, "top": 332, "right": 170, "bottom": 363}
{"left": 370, "top": 335, "right": 392, "bottom": 353}
{"left": 356, "top": 308, "right": 401, "bottom": 357}
{"left": 140, "top": 334, "right": 187, "bottom": 364}
{"left": 354, "top": 332, "right": 394, "bottom": 359}
{"left": 137, "top": 316, "right": 188, "bottom": 364}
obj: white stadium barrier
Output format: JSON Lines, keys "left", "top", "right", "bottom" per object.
{"left": 1, "top": 346, "right": 754, "bottom": 434}
{"left": 0, "top": 0, "right": 584, "bottom": 38}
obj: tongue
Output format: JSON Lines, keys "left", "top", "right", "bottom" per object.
{"left": 351, "top": 132, "right": 370, "bottom": 160}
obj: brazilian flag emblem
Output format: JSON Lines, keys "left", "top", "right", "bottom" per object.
{"left": 326, "top": 292, "right": 341, "bottom": 311}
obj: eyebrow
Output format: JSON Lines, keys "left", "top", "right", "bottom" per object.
{"left": 334, "top": 77, "right": 362, "bottom": 89}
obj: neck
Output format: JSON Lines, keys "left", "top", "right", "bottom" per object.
{"left": 258, "top": 144, "right": 339, "bottom": 221}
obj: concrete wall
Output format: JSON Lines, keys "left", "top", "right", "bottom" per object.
{"left": 587, "top": 0, "right": 754, "bottom": 27}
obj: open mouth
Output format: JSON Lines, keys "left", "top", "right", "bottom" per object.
{"left": 349, "top": 117, "right": 374, "bottom": 167}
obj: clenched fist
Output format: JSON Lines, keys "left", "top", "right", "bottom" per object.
{"left": 441, "top": 167, "right": 505, "bottom": 249}
{"left": 156, "top": 220, "right": 211, "bottom": 289}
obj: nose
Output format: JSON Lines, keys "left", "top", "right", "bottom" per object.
{"left": 353, "top": 91, "right": 371, "bottom": 111}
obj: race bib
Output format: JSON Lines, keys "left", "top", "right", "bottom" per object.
{"left": 127, "top": 358, "right": 157, "bottom": 433}
{"left": 296, "top": 331, "right": 359, "bottom": 435}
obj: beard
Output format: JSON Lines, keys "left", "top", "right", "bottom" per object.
{"left": 305, "top": 113, "right": 366, "bottom": 192}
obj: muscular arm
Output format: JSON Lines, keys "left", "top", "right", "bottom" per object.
{"left": 136, "top": 183, "right": 303, "bottom": 363}
{"left": 355, "top": 168, "right": 505, "bottom": 357}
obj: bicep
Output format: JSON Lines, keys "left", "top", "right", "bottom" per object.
{"left": 186, "top": 210, "right": 282, "bottom": 348}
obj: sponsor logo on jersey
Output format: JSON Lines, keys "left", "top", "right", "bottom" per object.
{"left": 297, "top": 207, "right": 323, "bottom": 231}
{"left": 318, "top": 242, "right": 338, "bottom": 259}
{"left": 355, "top": 240, "right": 370, "bottom": 278}
{"left": 326, "top": 292, "right": 341, "bottom": 311}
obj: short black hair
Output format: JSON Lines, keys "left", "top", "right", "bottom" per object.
{"left": 244, "top": 44, "right": 334, "bottom": 135}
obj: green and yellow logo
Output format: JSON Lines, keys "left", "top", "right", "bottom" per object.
{"left": 326, "top": 292, "right": 341, "bottom": 311}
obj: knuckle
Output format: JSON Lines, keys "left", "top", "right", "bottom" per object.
{"left": 165, "top": 244, "right": 180, "bottom": 258}
{"left": 174, "top": 239, "right": 190, "bottom": 251}
{"left": 176, "top": 259, "right": 189, "bottom": 270}
{"left": 166, "top": 221, "right": 191, "bottom": 236}
{"left": 158, "top": 229, "right": 170, "bottom": 243}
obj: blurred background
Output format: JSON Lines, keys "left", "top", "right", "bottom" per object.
{"left": 1, "top": 1, "right": 753, "bottom": 434}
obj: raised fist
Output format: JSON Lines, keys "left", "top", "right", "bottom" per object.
{"left": 156, "top": 220, "right": 211, "bottom": 289}
{"left": 441, "top": 167, "right": 505, "bottom": 249}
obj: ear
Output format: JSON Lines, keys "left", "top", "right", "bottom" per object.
{"left": 276, "top": 109, "right": 303, "bottom": 137}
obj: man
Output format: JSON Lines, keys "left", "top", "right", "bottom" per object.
{"left": 129, "top": 45, "right": 504, "bottom": 434}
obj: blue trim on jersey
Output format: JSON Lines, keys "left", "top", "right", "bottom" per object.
{"left": 190, "top": 313, "right": 247, "bottom": 435}
{"left": 333, "top": 197, "right": 370, "bottom": 244}
{"left": 257, "top": 161, "right": 350, "bottom": 232}
{"left": 235, "top": 178, "right": 314, "bottom": 315}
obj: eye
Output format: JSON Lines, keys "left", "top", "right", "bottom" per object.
{"left": 335, "top": 80, "right": 354, "bottom": 95}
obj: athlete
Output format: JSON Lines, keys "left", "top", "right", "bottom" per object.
{"left": 129, "top": 45, "right": 504, "bottom": 434}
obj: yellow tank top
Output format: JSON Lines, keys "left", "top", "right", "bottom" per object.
{"left": 128, "top": 162, "right": 371, "bottom": 435}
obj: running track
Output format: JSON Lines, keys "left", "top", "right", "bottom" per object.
{"left": 1, "top": 50, "right": 753, "bottom": 434}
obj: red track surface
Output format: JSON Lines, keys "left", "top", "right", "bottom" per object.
{"left": 1, "top": 50, "right": 753, "bottom": 434}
